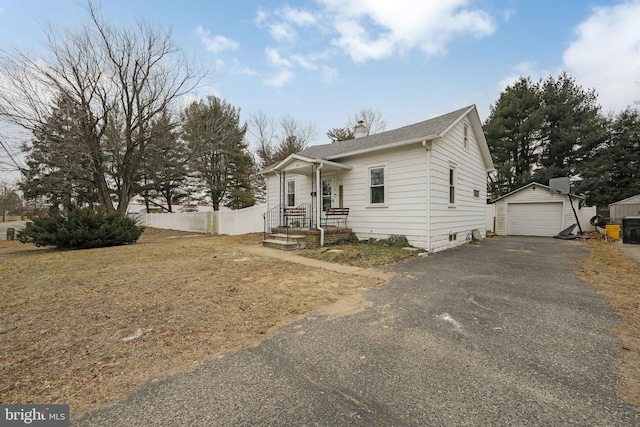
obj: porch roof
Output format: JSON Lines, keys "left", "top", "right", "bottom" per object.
{"left": 260, "top": 154, "right": 352, "bottom": 176}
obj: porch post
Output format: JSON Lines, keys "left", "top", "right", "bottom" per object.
{"left": 311, "top": 163, "right": 317, "bottom": 228}
{"left": 279, "top": 170, "right": 286, "bottom": 225}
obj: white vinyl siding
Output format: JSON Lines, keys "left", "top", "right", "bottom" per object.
{"left": 429, "top": 118, "right": 488, "bottom": 252}
{"left": 340, "top": 145, "right": 429, "bottom": 249}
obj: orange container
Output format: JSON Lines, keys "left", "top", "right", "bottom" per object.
{"left": 605, "top": 224, "right": 621, "bottom": 240}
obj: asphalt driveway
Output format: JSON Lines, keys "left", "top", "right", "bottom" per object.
{"left": 76, "top": 236, "right": 640, "bottom": 426}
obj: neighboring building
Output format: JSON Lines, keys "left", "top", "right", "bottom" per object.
{"left": 261, "top": 105, "right": 495, "bottom": 252}
{"left": 491, "top": 182, "right": 585, "bottom": 237}
{"left": 609, "top": 195, "right": 640, "bottom": 223}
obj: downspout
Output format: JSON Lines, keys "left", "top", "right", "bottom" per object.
{"left": 316, "top": 162, "right": 325, "bottom": 247}
{"left": 423, "top": 140, "right": 432, "bottom": 252}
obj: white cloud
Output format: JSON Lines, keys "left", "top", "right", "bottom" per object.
{"left": 563, "top": 1, "right": 640, "bottom": 112}
{"left": 264, "top": 68, "right": 295, "bottom": 87}
{"left": 195, "top": 26, "right": 239, "bottom": 53}
{"left": 291, "top": 54, "right": 316, "bottom": 70}
{"left": 265, "top": 47, "right": 292, "bottom": 68}
{"left": 497, "top": 61, "right": 555, "bottom": 89}
{"left": 269, "top": 22, "right": 296, "bottom": 43}
{"left": 255, "top": 9, "right": 269, "bottom": 25}
{"left": 321, "top": 66, "right": 339, "bottom": 83}
{"left": 318, "top": 0, "right": 495, "bottom": 62}
{"left": 281, "top": 6, "right": 316, "bottom": 26}
{"left": 502, "top": 9, "right": 515, "bottom": 21}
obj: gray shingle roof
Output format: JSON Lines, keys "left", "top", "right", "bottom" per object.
{"left": 299, "top": 105, "right": 473, "bottom": 159}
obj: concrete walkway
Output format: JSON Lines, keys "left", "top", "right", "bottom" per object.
{"left": 239, "top": 244, "right": 397, "bottom": 281}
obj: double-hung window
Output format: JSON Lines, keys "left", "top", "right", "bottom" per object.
{"left": 286, "top": 180, "right": 295, "bottom": 207}
{"left": 368, "top": 165, "right": 387, "bottom": 206}
{"left": 449, "top": 164, "right": 456, "bottom": 206}
{"left": 463, "top": 123, "right": 469, "bottom": 149}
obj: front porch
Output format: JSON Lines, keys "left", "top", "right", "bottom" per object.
{"left": 262, "top": 226, "right": 352, "bottom": 251}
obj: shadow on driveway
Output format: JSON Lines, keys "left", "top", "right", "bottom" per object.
{"left": 76, "top": 236, "right": 640, "bottom": 426}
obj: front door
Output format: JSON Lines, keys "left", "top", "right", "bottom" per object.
{"left": 322, "top": 177, "right": 334, "bottom": 212}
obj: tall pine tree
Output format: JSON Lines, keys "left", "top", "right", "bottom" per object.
{"left": 182, "top": 96, "right": 254, "bottom": 211}
{"left": 576, "top": 108, "right": 640, "bottom": 206}
{"left": 534, "top": 72, "right": 604, "bottom": 184}
{"left": 484, "top": 77, "right": 543, "bottom": 198}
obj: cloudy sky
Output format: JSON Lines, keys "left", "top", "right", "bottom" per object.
{"left": 0, "top": 0, "right": 639, "bottom": 157}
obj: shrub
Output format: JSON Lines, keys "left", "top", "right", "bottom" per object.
{"left": 336, "top": 232, "right": 360, "bottom": 245}
{"left": 18, "top": 205, "right": 144, "bottom": 249}
{"left": 365, "top": 235, "right": 411, "bottom": 247}
{"left": 386, "top": 235, "right": 410, "bottom": 247}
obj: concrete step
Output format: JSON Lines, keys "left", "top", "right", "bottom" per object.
{"left": 268, "top": 233, "right": 307, "bottom": 241}
{"left": 262, "top": 239, "right": 299, "bottom": 251}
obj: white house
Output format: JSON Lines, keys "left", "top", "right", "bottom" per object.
{"left": 491, "top": 182, "right": 586, "bottom": 236}
{"left": 261, "top": 105, "right": 495, "bottom": 252}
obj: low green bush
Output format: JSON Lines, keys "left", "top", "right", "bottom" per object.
{"left": 18, "top": 205, "right": 144, "bottom": 249}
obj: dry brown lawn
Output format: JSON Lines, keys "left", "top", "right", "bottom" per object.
{"left": 579, "top": 238, "right": 640, "bottom": 408}
{"left": 0, "top": 229, "right": 382, "bottom": 416}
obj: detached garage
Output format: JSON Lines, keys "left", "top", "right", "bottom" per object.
{"left": 491, "top": 183, "right": 583, "bottom": 237}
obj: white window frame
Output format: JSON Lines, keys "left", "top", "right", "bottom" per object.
{"left": 367, "top": 163, "right": 388, "bottom": 207}
{"left": 286, "top": 179, "right": 296, "bottom": 207}
{"left": 449, "top": 163, "right": 457, "bottom": 207}
{"left": 463, "top": 123, "right": 469, "bottom": 149}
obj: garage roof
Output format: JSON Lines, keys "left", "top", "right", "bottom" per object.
{"left": 490, "top": 182, "right": 585, "bottom": 203}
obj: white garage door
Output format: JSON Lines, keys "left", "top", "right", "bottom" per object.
{"left": 507, "top": 202, "right": 564, "bottom": 236}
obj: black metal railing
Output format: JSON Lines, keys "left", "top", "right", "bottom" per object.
{"left": 263, "top": 204, "right": 285, "bottom": 240}
{"left": 263, "top": 203, "right": 313, "bottom": 243}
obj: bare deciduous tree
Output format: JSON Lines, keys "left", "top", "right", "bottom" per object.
{"left": 345, "top": 107, "right": 387, "bottom": 136}
{"left": 247, "top": 112, "right": 317, "bottom": 168}
{"left": 247, "top": 111, "right": 276, "bottom": 168}
{"left": 0, "top": 1, "right": 205, "bottom": 214}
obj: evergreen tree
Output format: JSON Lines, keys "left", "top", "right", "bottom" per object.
{"left": 139, "top": 112, "right": 190, "bottom": 212}
{"left": 326, "top": 127, "right": 355, "bottom": 142}
{"left": 182, "top": 96, "right": 254, "bottom": 211}
{"left": 484, "top": 77, "right": 543, "bottom": 198}
{"left": 20, "top": 94, "right": 100, "bottom": 207}
{"left": 534, "top": 72, "right": 604, "bottom": 184}
{"left": 576, "top": 108, "right": 640, "bottom": 206}
{"left": 18, "top": 204, "right": 143, "bottom": 249}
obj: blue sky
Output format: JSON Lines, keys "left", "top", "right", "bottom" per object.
{"left": 1, "top": 0, "right": 639, "bottom": 160}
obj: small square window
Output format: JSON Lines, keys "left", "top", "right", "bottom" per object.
{"left": 474, "top": 189, "right": 480, "bottom": 198}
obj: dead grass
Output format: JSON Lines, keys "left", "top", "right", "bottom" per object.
{"left": 300, "top": 242, "right": 421, "bottom": 268}
{"left": 0, "top": 229, "right": 381, "bottom": 416}
{"left": 579, "top": 239, "right": 640, "bottom": 407}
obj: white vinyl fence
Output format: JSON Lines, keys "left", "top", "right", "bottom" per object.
{"left": 137, "top": 204, "right": 265, "bottom": 235}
